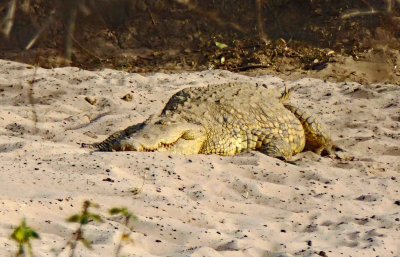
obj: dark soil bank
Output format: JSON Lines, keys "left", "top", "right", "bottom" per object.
{"left": 1, "top": 0, "right": 399, "bottom": 84}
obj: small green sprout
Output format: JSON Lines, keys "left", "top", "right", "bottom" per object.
{"left": 64, "top": 201, "right": 103, "bottom": 257}
{"left": 11, "top": 219, "right": 40, "bottom": 257}
{"left": 109, "top": 207, "right": 137, "bottom": 257}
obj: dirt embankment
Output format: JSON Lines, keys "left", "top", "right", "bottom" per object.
{"left": 1, "top": 0, "right": 400, "bottom": 84}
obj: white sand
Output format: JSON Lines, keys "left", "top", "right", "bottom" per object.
{"left": 0, "top": 59, "right": 399, "bottom": 257}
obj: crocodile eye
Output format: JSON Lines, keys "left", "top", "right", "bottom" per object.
{"left": 181, "top": 131, "right": 196, "bottom": 140}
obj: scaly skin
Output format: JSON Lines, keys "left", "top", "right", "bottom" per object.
{"left": 82, "top": 83, "right": 335, "bottom": 160}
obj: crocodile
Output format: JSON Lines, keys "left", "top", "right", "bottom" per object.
{"left": 82, "top": 83, "right": 335, "bottom": 160}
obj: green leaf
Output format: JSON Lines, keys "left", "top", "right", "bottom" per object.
{"left": 110, "top": 207, "right": 131, "bottom": 217}
{"left": 88, "top": 213, "right": 103, "bottom": 223}
{"left": 27, "top": 230, "right": 40, "bottom": 239}
{"left": 11, "top": 219, "right": 40, "bottom": 243}
{"left": 67, "top": 214, "right": 81, "bottom": 223}
{"left": 80, "top": 214, "right": 90, "bottom": 225}
{"left": 80, "top": 238, "right": 93, "bottom": 249}
{"left": 121, "top": 210, "right": 130, "bottom": 217}
{"left": 11, "top": 228, "right": 25, "bottom": 242}
{"left": 129, "top": 213, "right": 138, "bottom": 222}
{"left": 215, "top": 41, "right": 228, "bottom": 49}
{"left": 109, "top": 207, "right": 137, "bottom": 222}
{"left": 109, "top": 207, "right": 124, "bottom": 215}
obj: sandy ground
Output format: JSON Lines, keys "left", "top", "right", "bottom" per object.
{"left": 0, "top": 59, "right": 399, "bottom": 257}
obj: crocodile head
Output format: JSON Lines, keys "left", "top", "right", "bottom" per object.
{"left": 118, "top": 120, "right": 206, "bottom": 154}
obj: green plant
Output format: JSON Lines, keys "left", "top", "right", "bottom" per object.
{"left": 109, "top": 207, "right": 137, "bottom": 257}
{"left": 63, "top": 200, "right": 103, "bottom": 257}
{"left": 11, "top": 219, "right": 40, "bottom": 257}
{"left": 9, "top": 201, "right": 137, "bottom": 256}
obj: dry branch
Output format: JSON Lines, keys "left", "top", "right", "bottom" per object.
{"left": 0, "top": 0, "right": 16, "bottom": 37}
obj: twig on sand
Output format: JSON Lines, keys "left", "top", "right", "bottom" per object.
{"left": 27, "top": 64, "right": 38, "bottom": 134}
{"left": 231, "top": 64, "right": 270, "bottom": 72}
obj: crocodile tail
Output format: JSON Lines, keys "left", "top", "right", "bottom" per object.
{"left": 284, "top": 103, "right": 335, "bottom": 155}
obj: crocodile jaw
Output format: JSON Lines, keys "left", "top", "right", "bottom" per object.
{"left": 118, "top": 122, "right": 206, "bottom": 154}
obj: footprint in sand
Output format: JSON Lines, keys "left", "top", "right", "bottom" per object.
{"left": 0, "top": 142, "right": 24, "bottom": 152}
{"left": 383, "top": 146, "right": 400, "bottom": 156}
{"left": 343, "top": 87, "right": 379, "bottom": 99}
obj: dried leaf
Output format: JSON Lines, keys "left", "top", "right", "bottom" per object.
{"left": 215, "top": 41, "right": 228, "bottom": 49}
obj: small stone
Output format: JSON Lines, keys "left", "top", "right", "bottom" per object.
{"left": 102, "top": 178, "right": 114, "bottom": 182}
{"left": 84, "top": 96, "right": 97, "bottom": 105}
{"left": 121, "top": 93, "right": 133, "bottom": 102}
